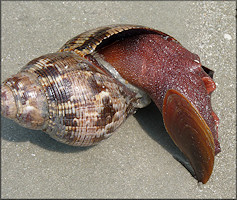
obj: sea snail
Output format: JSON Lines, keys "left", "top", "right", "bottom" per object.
{"left": 1, "top": 24, "right": 220, "bottom": 183}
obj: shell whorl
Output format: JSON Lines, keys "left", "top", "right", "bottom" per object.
{"left": 59, "top": 24, "right": 178, "bottom": 57}
{"left": 1, "top": 52, "right": 138, "bottom": 146}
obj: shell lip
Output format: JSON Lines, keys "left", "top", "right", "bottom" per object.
{"left": 87, "top": 52, "right": 152, "bottom": 109}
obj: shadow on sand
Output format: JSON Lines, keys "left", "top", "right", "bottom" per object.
{"left": 1, "top": 102, "right": 195, "bottom": 177}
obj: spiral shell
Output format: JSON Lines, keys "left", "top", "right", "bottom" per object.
{"left": 2, "top": 52, "right": 141, "bottom": 146}
{"left": 1, "top": 24, "right": 220, "bottom": 183}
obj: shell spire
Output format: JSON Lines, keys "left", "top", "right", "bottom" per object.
{"left": 1, "top": 84, "right": 17, "bottom": 120}
{"left": 1, "top": 71, "right": 48, "bottom": 129}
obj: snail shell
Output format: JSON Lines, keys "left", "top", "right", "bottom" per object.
{"left": 1, "top": 52, "right": 145, "bottom": 146}
{"left": 1, "top": 24, "right": 220, "bottom": 183}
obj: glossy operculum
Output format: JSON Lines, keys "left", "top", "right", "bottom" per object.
{"left": 163, "top": 89, "right": 215, "bottom": 183}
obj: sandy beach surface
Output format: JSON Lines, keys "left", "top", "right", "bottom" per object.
{"left": 1, "top": 1, "right": 236, "bottom": 198}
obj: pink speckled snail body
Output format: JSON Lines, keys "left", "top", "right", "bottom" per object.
{"left": 1, "top": 25, "right": 220, "bottom": 183}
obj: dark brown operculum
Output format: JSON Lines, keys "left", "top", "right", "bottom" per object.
{"left": 1, "top": 52, "right": 138, "bottom": 146}
{"left": 95, "top": 33, "right": 220, "bottom": 183}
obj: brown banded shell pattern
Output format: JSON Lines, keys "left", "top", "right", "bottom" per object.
{"left": 2, "top": 52, "right": 137, "bottom": 146}
{"left": 59, "top": 24, "right": 178, "bottom": 57}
